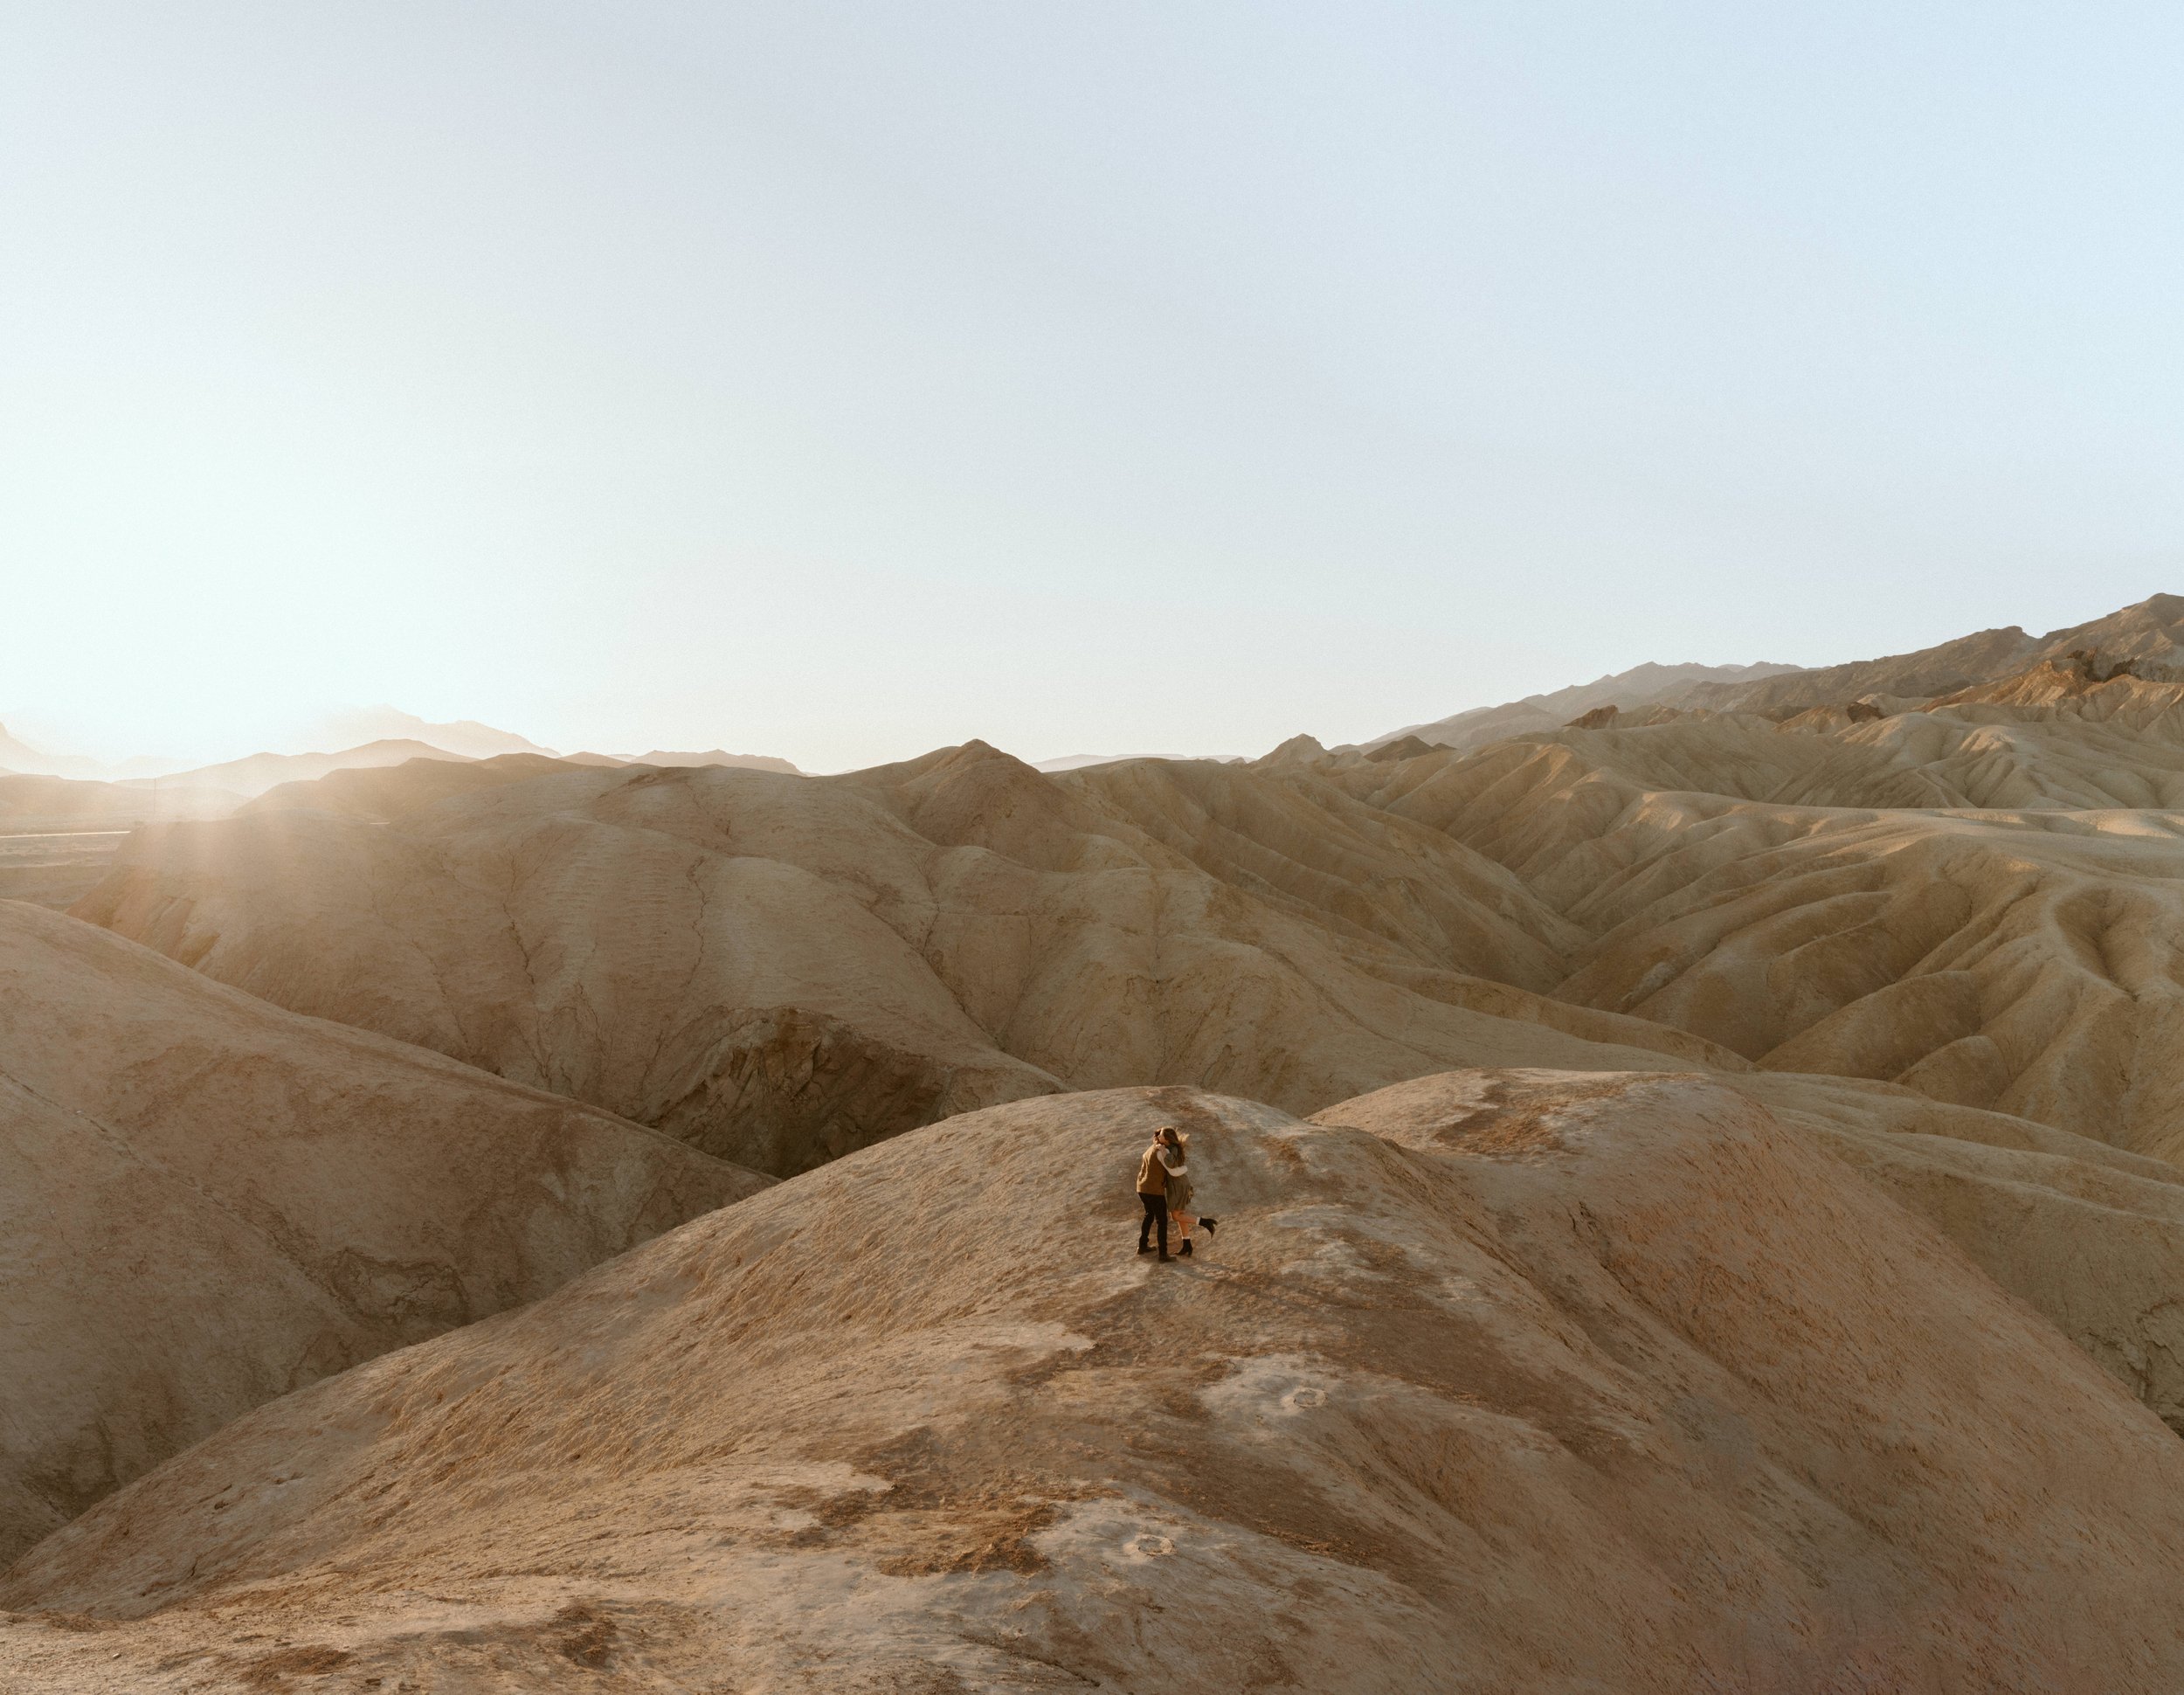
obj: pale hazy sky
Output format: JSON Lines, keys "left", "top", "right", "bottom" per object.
{"left": 7, "top": 3, "right": 2184, "bottom": 770}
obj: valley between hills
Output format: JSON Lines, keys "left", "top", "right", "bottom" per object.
{"left": 15, "top": 596, "right": 2184, "bottom": 1686}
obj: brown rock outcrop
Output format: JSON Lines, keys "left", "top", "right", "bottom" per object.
{"left": 1364, "top": 731, "right": 1440, "bottom": 761}
{"left": 1253, "top": 731, "right": 1330, "bottom": 764}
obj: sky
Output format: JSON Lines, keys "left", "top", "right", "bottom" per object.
{"left": 6, "top": 2, "right": 2184, "bottom": 771}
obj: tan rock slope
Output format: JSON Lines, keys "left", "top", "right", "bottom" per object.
{"left": 1726, "top": 1067, "right": 2184, "bottom": 1434}
{"left": 73, "top": 743, "right": 1726, "bottom": 1174}
{"left": 0, "top": 899, "right": 764, "bottom": 1565}
{"left": 7, "top": 1075, "right": 2184, "bottom": 1690}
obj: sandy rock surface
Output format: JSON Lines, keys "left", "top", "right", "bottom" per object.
{"left": 6, "top": 1072, "right": 2184, "bottom": 1691}
{"left": 0, "top": 900, "right": 765, "bottom": 1564}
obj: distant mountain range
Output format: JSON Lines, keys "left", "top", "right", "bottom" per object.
{"left": 0, "top": 709, "right": 551, "bottom": 781}
{"left": 1365, "top": 661, "right": 1800, "bottom": 753}
{"left": 149, "top": 739, "right": 477, "bottom": 799}
{"left": 619, "top": 750, "right": 802, "bottom": 774}
{"left": 1032, "top": 752, "right": 1246, "bottom": 772}
{"left": 0, "top": 707, "right": 803, "bottom": 793}
{"left": 1363, "top": 592, "right": 2184, "bottom": 751}
{"left": 303, "top": 706, "right": 560, "bottom": 761}
{"left": 149, "top": 742, "right": 805, "bottom": 799}
{"left": 0, "top": 724, "right": 176, "bottom": 782}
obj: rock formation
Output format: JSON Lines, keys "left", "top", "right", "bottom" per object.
{"left": 6, "top": 1075, "right": 2183, "bottom": 1689}
{"left": 1364, "top": 731, "right": 1441, "bottom": 760}
{"left": 73, "top": 744, "right": 1727, "bottom": 1175}
{"left": 0, "top": 900, "right": 764, "bottom": 1564}
{"left": 1254, "top": 730, "right": 1330, "bottom": 764}
{"left": 74, "top": 609, "right": 2184, "bottom": 1186}
{"left": 1330, "top": 709, "right": 2184, "bottom": 1160}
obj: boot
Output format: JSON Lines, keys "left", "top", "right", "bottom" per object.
{"left": 1199, "top": 1217, "right": 1218, "bottom": 1236}
{"left": 1178, "top": 1239, "right": 1193, "bottom": 1256}
{"left": 1158, "top": 1249, "right": 1172, "bottom": 1262}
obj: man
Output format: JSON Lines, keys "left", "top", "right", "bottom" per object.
{"left": 1136, "top": 1126, "right": 1183, "bottom": 1262}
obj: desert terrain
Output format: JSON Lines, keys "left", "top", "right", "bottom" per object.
{"left": 12, "top": 596, "right": 2184, "bottom": 1685}
{"left": 0, "top": 901, "right": 766, "bottom": 1567}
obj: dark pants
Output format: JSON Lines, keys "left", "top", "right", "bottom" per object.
{"left": 1138, "top": 1191, "right": 1169, "bottom": 1255}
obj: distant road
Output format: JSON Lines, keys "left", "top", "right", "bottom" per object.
{"left": 0, "top": 830, "right": 128, "bottom": 908}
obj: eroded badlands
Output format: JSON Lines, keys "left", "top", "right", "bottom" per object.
{"left": 15, "top": 595, "right": 2184, "bottom": 1686}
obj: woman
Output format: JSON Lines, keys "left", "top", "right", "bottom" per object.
{"left": 1158, "top": 1128, "right": 1218, "bottom": 1257}
{"left": 1136, "top": 1128, "right": 1180, "bottom": 1259}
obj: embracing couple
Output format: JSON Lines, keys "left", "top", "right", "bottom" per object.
{"left": 1135, "top": 1125, "right": 1218, "bottom": 1262}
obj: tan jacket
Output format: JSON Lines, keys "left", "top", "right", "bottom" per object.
{"left": 1136, "top": 1143, "right": 1172, "bottom": 1195}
